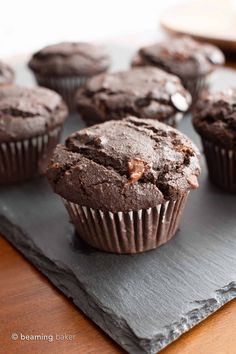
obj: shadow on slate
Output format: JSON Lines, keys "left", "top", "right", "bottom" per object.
{"left": 1, "top": 55, "right": 236, "bottom": 354}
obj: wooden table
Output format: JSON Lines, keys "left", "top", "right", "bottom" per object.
{"left": 1, "top": 235, "right": 236, "bottom": 354}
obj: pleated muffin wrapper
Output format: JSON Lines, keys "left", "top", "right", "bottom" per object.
{"left": 202, "top": 139, "right": 236, "bottom": 192}
{"left": 63, "top": 192, "right": 189, "bottom": 254}
{"left": 0, "top": 126, "right": 62, "bottom": 184}
{"left": 183, "top": 75, "right": 210, "bottom": 110}
{"left": 165, "top": 112, "right": 183, "bottom": 128}
{"left": 34, "top": 74, "right": 88, "bottom": 111}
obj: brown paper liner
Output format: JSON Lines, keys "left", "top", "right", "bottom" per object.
{"left": 165, "top": 112, "right": 183, "bottom": 128}
{"left": 184, "top": 75, "right": 209, "bottom": 110}
{"left": 202, "top": 139, "right": 236, "bottom": 192}
{"left": 0, "top": 127, "right": 61, "bottom": 184}
{"left": 63, "top": 193, "right": 189, "bottom": 254}
{"left": 35, "top": 74, "right": 88, "bottom": 111}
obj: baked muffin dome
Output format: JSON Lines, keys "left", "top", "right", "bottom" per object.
{"left": 131, "top": 36, "right": 224, "bottom": 78}
{"left": 76, "top": 67, "right": 191, "bottom": 126}
{"left": 0, "top": 85, "right": 68, "bottom": 183}
{"left": 131, "top": 36, "right": 224, "bottom": 109}
{"left": 28, "top": 42, "right": 110, "bottom": 77}
{"left": 47, "top": 116, "right": 200, "bottom": 213}
{"left": 0, "top": 85, "right": 67, "bottom": 142}
{"left": 193, "top": 89, "right": 236, "bottom": 149}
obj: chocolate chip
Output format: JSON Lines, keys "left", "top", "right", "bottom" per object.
{"left": 171, "top": 93, "right": 190, "bottom": 112}
{"left": 80, "top": 131, "right": 95, "bottom": 144}
{"left": 207, "top": 51, "right": 224, "bottom": 65}
{"left": 52, "top": 162, "right": 60, "bottom": 169}
{"left": 175, "top": 144, "right": 194, "bottom": 156}
{"left": 187, "top": 175, "right": 199, "bottom": 188}
{"left": 127, "top": 159, "right": 149, "bottom": 183}
{"left": 94, "top": 136, "right": 107, "bottom": 148}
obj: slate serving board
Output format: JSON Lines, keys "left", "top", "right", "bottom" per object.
{"left": 1, "top": 47, "right": 236, "bottom": 354}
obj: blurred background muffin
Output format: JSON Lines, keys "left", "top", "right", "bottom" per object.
{"left": 131, "top": 36, "right": 225, "bottom": 109}
{"left": 193, "top": 89, "right": 236, "bottom": 192}
{"left": 76, "top": 67, "right": 191, "bottom": 127}
{"left": 28, "top": 42, "right": 111, "bottom": 111}
{"left": 0, "top": 85, "right": 68, "bottom": 184}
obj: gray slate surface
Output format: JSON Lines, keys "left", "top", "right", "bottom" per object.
{"left": 1, "top": 48, "right": 236, "bottom": 353}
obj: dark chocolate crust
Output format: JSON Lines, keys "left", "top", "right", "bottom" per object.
{"left": 47, "top": 117, "right": 200, "bottom": 212}
{"left": 0, "top": 85, "right": 68, "bottom": 142}
{"left": 131, "top": 36, "right": 224, "bottom": 79}
{"left": 28, "top": 42, "right": 110, "bottom": 77}
{"left": 193, "top": 89, "right": 236, "bottom": 149}
{"left": 76, "top": 67, "right": 191, "bottom": 125}
{"left": 0, "top": 61, "right": 14, "bottom": 85}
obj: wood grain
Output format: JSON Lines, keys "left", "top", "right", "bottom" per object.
{"left": 1, "top": 236, "right": 236, "bottom": 354}
{"left": 0, "top": 237, "right": 124, "bottom": 354}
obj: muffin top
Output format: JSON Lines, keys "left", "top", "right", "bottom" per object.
{"left": 0, "top": 61, "right": 14, "bottom": 86}
{"left": 0, "top": 85, "right": 68, "bottom": 142}
{"left": 76, "top": 67, "right": 191, "bottom": 124}
{"left": 193, "top": 89, "right": 236, "bottom": 149}
{"left": 28, "top": 42, "right": 111, "bottom": 77}
{"left": 131, "top": 36, "right": 224, "bottom": 78}
{"left": 47, "top": 117, "right": 200, "bottom": 212}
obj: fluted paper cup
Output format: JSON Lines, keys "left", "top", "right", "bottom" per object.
{"left": 0, "top": 127, "right": 62, "bottom": 184}
{"left": 184, "top": 75, "right": 210, "bottom": 110}
{"left": 165, "top": 112, "right": 183, "bottom": 128}
{"left": 202, "top": 139, "right": 236, "bottom": 192}
{"left": 63, "top": 193, "right": 189, "bottom": 254}
{"left": 35, "top": 74, "right": 88, "bottom": 111}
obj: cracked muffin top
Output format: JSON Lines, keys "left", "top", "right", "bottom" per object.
{"left": 0, "top": 85, "right": 68, "bottom": 142}
{"left": 0, "top": 61, "right": 14, "bottom": 86}
{"left": 28, "top": 42, "right": 111, "bottom": 77}
{"left": 131, "top": 36, "right": 224, "bottom": 79}
{"left": 47, "top": 116, "right": 201, "bottom": 212}
{"left": 193, "top": 89, "right": 236, "bottom": 149}
{"left": 76, "top": 67, "right": 191, "bottom": 126}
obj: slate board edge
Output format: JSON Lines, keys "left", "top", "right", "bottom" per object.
{"left": 1, "top": 215, "right": 236, "bottom": 354}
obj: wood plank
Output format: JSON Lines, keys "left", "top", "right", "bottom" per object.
{"left": 0, "top": 237, "right": 124, "bottom": 354}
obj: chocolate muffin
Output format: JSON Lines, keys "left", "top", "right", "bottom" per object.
{"left": 0, "top": 85, "right": 68, "bottom": 183}
{"left": 47, "top": 116, "right": 200, "bottom": 253}
{"left": 131, "top": 36, "right": 225, "bottom": 108}
{"left": 28, "top": 42, "right": 110, "bottom": 110}
{"left": 0, "top": 60, "right": 14, "bottom": 86}
{"left": 193, "top": 89, "right": 236, "bottom": 192}
{"left": 76, "top": 67, "right": 191, "bottom": 127}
